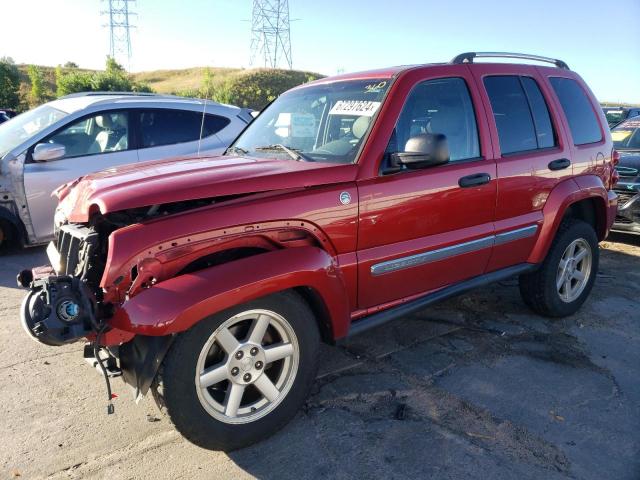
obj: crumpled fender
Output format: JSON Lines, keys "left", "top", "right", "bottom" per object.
{"left": 527, "top": 175, "right": 614, "bottom": 264}
{"left": 110, "top": 246, "right": 350, "bottom": 339}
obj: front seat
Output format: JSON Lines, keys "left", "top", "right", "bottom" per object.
{"left": 89, "top": 114, "right": 127, "bottom": 153}
{"left": 351, "top": 115, "right": 370, "bottom": 141}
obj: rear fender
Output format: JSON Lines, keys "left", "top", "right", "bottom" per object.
{"left": 527, "top": 176, "right": 612, "bottom": 264}
{"left": 110, "top": 246, "right": 350, "bottom": 339}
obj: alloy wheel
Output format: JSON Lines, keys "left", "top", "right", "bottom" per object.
{"left": 556, "top": 238, "right": 592, "bottom": 303}
{"left": 195, "top": 309, "right": 299, "bottom": 424}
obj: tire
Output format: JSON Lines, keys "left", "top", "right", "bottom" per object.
{"left": 155, "top": 291, "right": 320, "bottom": 451}
{"left": 0, "top": 219, "right": 18, "bottom": 253}
{"left": 519, "top": 218, "right": 599, "bottom": 317}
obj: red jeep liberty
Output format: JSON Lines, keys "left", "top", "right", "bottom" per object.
{"left": 19, "top": 52, "right": 618, "bottom": 451}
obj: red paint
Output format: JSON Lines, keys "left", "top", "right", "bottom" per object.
{"left": 110, "top": 247, "right": 351, "bottom": 338}
{"left": 45, "top": 62, "right": 614, "bottom": 346}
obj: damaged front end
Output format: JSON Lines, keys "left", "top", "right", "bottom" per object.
{"left": 18, "top": 218, "right": 171, "bottom": 412}
{"left": 19, "top": 223, "right": 103, "bottom": 346}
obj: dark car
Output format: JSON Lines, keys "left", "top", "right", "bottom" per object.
{"left": 612, "top": 117, "right": 640, "bottom": 233}
{"left": 0, "top": 112, "right": 9, "bottom": 125}
{"left": 602, "top": 106, "right": 640, "bottom": 128}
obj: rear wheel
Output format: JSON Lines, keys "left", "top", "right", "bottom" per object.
{"left": 519, "top": 218, "right": 598, "bottom": 317}
{"left": 156, "top": 291, "right": 320, "bottom": 451}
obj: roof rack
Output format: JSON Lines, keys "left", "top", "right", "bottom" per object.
{"left": 451, "top": 52, "right": 570, "bottom": 70}
{"left": 61, "top": 91, "right": 160, "bottom": 99}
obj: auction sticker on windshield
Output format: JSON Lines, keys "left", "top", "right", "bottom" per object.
{"left": 329, "top": 100, "right": 381, "bottom": 117}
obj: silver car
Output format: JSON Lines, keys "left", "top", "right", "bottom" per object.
{"left": 0, "top": 93, "right": 252, "bottom": 250}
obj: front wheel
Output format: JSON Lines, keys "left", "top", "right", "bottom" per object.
{"left": 519, "top": 218, "right": 599, "bottom": 317}
{"left": 0, "top": 219, "right": 18, "bottom": 253}
{"left": 155, "top": 291, "right": 320, "bottom": 451}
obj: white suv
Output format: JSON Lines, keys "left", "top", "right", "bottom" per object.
{"left": 0, "top": 93, "right": 252, "bottom": 249}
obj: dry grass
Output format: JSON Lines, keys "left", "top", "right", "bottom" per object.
{"left": 131, "top": 67, "right": 242, "bottom": 94}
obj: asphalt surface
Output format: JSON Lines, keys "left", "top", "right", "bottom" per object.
{"left": 1, "top": 234, "right": 639, "bottom": 479}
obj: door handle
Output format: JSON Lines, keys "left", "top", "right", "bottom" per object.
{"left": 458, "top": 173, "right": 491, "bottom": 188}
{"left": 548, "top": 158, "right": 571, "bottom": 171}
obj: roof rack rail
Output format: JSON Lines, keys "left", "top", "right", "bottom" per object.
{"left": 451, "top": 52, "right": 570, "bottom": 70}
{"left": 61, "top": 91, "right": 160, "bottom": 99}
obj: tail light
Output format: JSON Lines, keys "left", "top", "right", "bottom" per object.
{"left": 611, "top": 169, "right": 620, "bottom": 187}
{"left": 608, "top": 149, "right": 620, "bottom": 188}
{"left": 612, "top": 149, "right": 620, "bottom": 166}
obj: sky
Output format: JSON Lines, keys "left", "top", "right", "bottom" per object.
{"left": 3, "top": 0, "right": 639, "bottom": 102}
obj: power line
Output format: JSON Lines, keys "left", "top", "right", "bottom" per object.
{"left": 101, "top": 0, "right": 136, "bottom": 67}
{"left": 250, "top": 0, "right": 292, "bottom": 69}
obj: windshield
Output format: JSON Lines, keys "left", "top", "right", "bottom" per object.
{"left": 230, "top": 79, "right": 391, "bottom": 164}
{"left": 0, "top": 104, "right": 69, "bottom": 158}
{"left": 603, "top": 108, "right": 627, "bottom": 127}
{"left": 612, "top": 118, "right": 640, "bottom": 150}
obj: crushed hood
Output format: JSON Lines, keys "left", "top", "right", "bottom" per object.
{"left": 57, "top": 154, "right": 357, "bottom": 222}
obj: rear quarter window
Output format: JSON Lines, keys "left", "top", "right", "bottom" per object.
{"left": 549, "top": 78, "right": 602, "bottom": 145}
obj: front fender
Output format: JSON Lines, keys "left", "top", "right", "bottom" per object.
{"left": 527, "top": 175, "right": 613, "bottom": 264}
{"left": 110, "top": 246, "right": 350, "bottom": 339}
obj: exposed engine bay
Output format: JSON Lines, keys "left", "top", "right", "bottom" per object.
{"left": 17, "top": 194, "right": 274, "bottom": 410}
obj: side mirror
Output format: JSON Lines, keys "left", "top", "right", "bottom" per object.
{"left": 390, "top": 133, "right": 450, "bottom": 170}
{"left": 33, "top": 143, "right": 66, "bottom": 162}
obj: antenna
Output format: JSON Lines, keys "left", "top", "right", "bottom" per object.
{"left": 101, "top": 0, "right": 136, "bottom": 68}
{"left": 250, "top": 0, "right": 292, "bottom": 69}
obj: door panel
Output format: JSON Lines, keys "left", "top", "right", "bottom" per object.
{"left": 24, "top": 150, "right": 138, "bottom": 240}
{"left": 357, "top": 72, "right": 496, "bottom": 309}
{"left": 468, "top": 65, "right": 573, "bottom": 271}
{"left": 357, "top": 159, "right": 497, "bottom": 307}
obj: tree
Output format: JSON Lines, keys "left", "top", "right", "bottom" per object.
{"left": 200, "top": 68, "right": 216, "bottom": 99}
{"left": 27, "top": 65, "right": 51, "bottom": 107}
{"left": 64, "top": 61, "right": 79, "bottom": 69}
{"left": 211, "top": 69, "right": 323, "bottom": 110}
{"left": 0, "top": 57, "right": 20, "bottom": 109}
{"left": 55, "top": 57, "right": 153, "bottom": 96}
{"left": 55, "top": 66, "right": 93, "bottom": 97}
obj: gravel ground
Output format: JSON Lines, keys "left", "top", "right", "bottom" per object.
{"left": 1, "top": 233, "right": 639, "bottom": 480}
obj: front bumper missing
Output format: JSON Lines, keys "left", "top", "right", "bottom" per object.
{"left": 20, "top": 274, "right": 98, "bottom": 346}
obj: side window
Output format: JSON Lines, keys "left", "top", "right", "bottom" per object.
{"left": 521, "top": 77, "right": 555, "bottom": 149}
{"left": 484, "top": 76, "right": 537, "bottom": 155}
{"left": 549, "top": 77, "right": 602, "bottom": 145}
{"left": 391, "top": 77, "right": 480, "bottom": 162}
{"left": 139, "top": 109, "right": 230, "bottom": 148}
{"left": 46, "top": 111, "right": 129, "bottom": 158}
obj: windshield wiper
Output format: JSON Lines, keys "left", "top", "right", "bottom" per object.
{"left": 254, "top": 144, "right": 313, "bottom": 162}
{"left": 224, "top": 145, "right": 249, "bottom": 156}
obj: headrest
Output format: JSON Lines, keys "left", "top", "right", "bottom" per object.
{"left": 352, "top": 116, "right": 370, "bottom": 139}
{"left": 95, "top": 115, "right": 114, "bottom": 129}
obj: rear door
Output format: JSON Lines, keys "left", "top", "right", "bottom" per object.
{"left": 545, "top": 74, "right": 609, "bottom": 180}
{"left": 469, "top": 65, "right": 573, "bottom": 270}
{"left": 136, "top": 108, "right": 231, "bottom": 162}
{"left": 23, "top": 110, "right": 137, "bottom": 240}
{"left": 356, "top": 67, "right": 497, "bottom": 309}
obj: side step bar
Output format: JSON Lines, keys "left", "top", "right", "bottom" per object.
{"left": 345, "top": 263, "right": 536, "bottom": 339}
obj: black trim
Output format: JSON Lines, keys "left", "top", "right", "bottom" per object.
{"left": 119, "top": 334, "right": 175, "bottom": 399}
{"left": 342, "top": 263, "right": 536, "bottom": 340}
{"left": 451, "top": 52, "right": 569, "bottom": 70}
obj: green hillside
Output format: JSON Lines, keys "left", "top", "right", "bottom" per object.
{"left": 8, "top": 63, "right": 323, "bottom": 111}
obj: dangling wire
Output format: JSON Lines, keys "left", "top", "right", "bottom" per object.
{"left": 94, "top": 325, "right": 116, "bottom": 414}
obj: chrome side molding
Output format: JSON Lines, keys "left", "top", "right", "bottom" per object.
{"left": 370, "top": 224, "right": 538, "bottom": 276}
